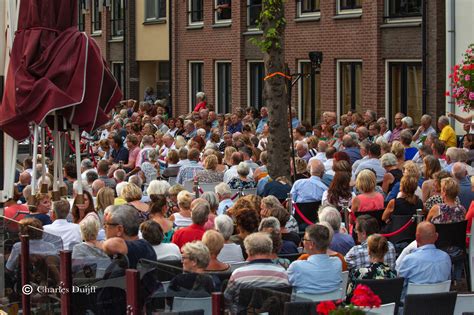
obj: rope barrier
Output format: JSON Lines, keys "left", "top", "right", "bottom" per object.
{"left": 89, "top": 144, "right": 97, "bottom": 168}
{"left": 293, "top": 203, "right": 315, "bottom": 226}
{"left": 380, "top": 217, "right": 415, "bottom": 238}
{"left": 66, "top": 132, "right": 76, "bottom": 153}
{"left": 198, "top": 187, "right": 204, "bottom": 194}
{"left": 263, "top": 71, "right": 292, "bottom": 81}
{"left": 230, "top": 192, "right": 240, "bottom": 201}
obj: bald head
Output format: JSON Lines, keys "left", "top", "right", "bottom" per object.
{"left": 416, "top": 221, "right": 438, "bottom": 246}
{"left": 451, "top": 162, "right": 467, "bottom": 181}
{"left": 309, "top": 159, "right": 325, "bottom": 177}
{"left": 19, "top": 171, "right": 31, "bottom": 185}
{"left": 92, "top": 179, "right": 105, "bottom": 197}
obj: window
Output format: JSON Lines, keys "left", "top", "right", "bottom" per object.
{"left": 188, "top": 0, "right": 204, "bottom": 25}
{"left": 158, "top": 61, "right": 170, "bottom": 81}
{"left": 339, "top": 62, "right": 362, "bottom": 116}
{"left": 112, "top": 62, "right": 125, "bottom": 91}
{"left": 145, "top": 0, "right": 167, "bottom": 21}
{"left": 299, "top": 61, "right": 321, "bottom": 125}
{"left": 248, "top": 62, "right": 265, "bottom": 109}
{"left": 297, "top": 0, "right": 320, "bottom": 17}
{"left": 91, "top": 0, "right": 102, "bottom": 33}
{"left": 385, "top": 0, "right": 421, "bottom": 22}
{"left": 111, "top": 0, "right": 124, "bottom": 37}
{"left": 216, "top": 62, "right": 232, "bottom": 114}
{"left": 78, "top": 0, "right": 86, "bottom": 32}
{"left": 388, "top": 62, "right": 422, "bottom": 129}
{"left": 189, "top": 62, "right": 204, "bottom": 110}
{"left": 215, "top": 0, "right": 231, "bottom": 23}
{"left": 337, "top": 0, "right": 362, "bottom": 14}
{"left": 247, "top": 0, "right": 262, "bottom": 28}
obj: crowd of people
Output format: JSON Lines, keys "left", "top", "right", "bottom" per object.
{"left": 3, "top": 91, "right": 474, "bottom": 312}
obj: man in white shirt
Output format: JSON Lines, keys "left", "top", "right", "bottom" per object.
{"left": 224, "top": 152, "right": 253, "bottom": 183}
{"left": 43, "top": 199, "right": 82, "bottom": 250}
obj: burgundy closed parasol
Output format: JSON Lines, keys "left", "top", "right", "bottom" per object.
{"left": 0, "top": 0, "right": 122, "bottom": 140}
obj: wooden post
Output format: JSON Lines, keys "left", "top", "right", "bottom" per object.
{"left": 126, "top": 269, "right": 140, "bottom": 315}
{"left": 20, "top": 235, "right": 30, "bottom": 315}
{"left": 60, "top": 250, "right": 72, "bottom": 315}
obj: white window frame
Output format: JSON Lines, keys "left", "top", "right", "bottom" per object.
{"left": 384, "top": 59, "right": 422, "bottom": 127}
{"left": 111, "top": 0, "right": 124, "bottom": 38}
{"left": 384, "top": 0, "right": 422, "bottom": 24}
{"left": 145, "top": 0, "right": 167, "bottom": 22}
{"left": 247, "top": 60, "right": 265, "bottom": 110}
{"left": 297, "top": 0, "right": 321, "bottom": 18}
{"left": 297, "top": 60, "right": 309, "bottom": 121}
{"left": 91, "top": 0, "right": 102, "bottom": 34}
{"left": 112, "top": 62, "right": 125, "bottom": 91}
{"left": 214, "top": 0, "right": 232, "bottom": 24}
{"left": 189, "top": 61, "right": 204, "bottom": 112}
{"left": 215, "top": 61, "right": 232, "bottom": 114}
{"left": 188, "top": 0, "right": 204, "bottom": 26}
{"left": 336, "top": 0, "right": 362, "bottom": 15}
{"left": 336, "top": 59, "right": 363, "bottom": 123}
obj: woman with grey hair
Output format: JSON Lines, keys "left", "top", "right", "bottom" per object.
{"left": 228, "top": 162, "right": 256, "bottom": 189}
{"left": 201, "top": 191, "right": 219, "bottom": 230}
{"left": 215, "top": 215, "right": 245, "bottom": 263}
{"left": 193, "top": 91, "right": 207, "bottom": 112}
{"left": 169, "top": 241, "right": 215, "bottom": 296}
{"left": 147, "top": 179, "right": 171, "bottom": 197}
{"left": 318, "top": 206, "right": 355, "bottom": 255}
{"left": 380, "top": 153, "right": 403, "bottom": 194}
{"left": 72, "top": 216, "right": 110, "bottom": 259}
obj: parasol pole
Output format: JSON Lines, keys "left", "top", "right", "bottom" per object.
{"left": 52, "top": 113, "right": 60, "bottom": 201}
{"left": 30, "top": 124, "right": 39, "bottom": 199}
{"left": 73, "top": 125, "right": 83, "bottom": 204}
{"left": 40, "top": 126, "right": 47, "bottom": 193}
{"left": 59, "top": 118, "right": 67, "bottom": 197}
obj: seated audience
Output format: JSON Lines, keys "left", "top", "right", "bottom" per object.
{"left": 169, "top": 190, "right": 193, "bottom": 228}
{"left": 44, "top": 199, "right": 82, "bottom": 250}
{"left": 215, "top": 182, "right": 234, "bottom": 215}
{"left": 139, "top": 220, "right": 181, "bottom": 261}
{"left": 380, "top": 153, "right": 403, "bottom": 195}
{"left": 202, "top": 230, "right": 231, "bottom": 272}
{"left": 172, "top": 199, "right": 210, "bottom": 249}
{"left": 26, "top": 192, "right": 53, "bottom": 226}
{"left": 351, "top": 170, "right": 384, "bottom": 215}
{"left": 319, "top": 207, "right": 355, "bottom": 255}
{"left": 224, "top": 233, "right": 289, "bottom": 314}
{"left": 426, "top": 177, "right": 466, "bottom": 223}
{"left": 290, "top": 159, "right": 328, "bottom": 203}
{"left": 72, "top": 216, "right": 109, "bottom": 259}
{"left": 288, "top": 224, "right": 342, "bottom": 294}
{"left": 196, "top": 155, "right": 224, "bottom": 183}
{"left": 214, "top": 215, "right": 245, "bottom": 264}
{"left": 149, "top": 194, "right": 174, "bottom": 242}
{"left": 382, "top": 176, "right": 423, "bottom": 223}
{"left": 228, "top": 162, "right": 256, "bottom": 189}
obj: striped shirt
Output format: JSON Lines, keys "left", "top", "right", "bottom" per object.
{"left": 224, "top": 259, "right": 289, "bottom": 314}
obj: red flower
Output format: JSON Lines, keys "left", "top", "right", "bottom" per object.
{"left": 316, "top": 301, "right": 337, "bottom": 315}
{"left": 351, "top": 285, "right": 382, "bottom": 308}
{"left": 463, "top": 64, "right": 474, "bottom": 71}
{"left": 445, "top": 91, "right": 450, "bottom": 96}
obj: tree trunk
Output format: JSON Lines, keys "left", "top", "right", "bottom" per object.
{"left": 260, "top": 0, "right": 291, "bottom": 180}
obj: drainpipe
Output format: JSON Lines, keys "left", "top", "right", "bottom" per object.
{"left": 421, "top": 0, "right": 427, "bottom": 115}
{"left": 168, "top": 0, "right": 173, "bottom": 116}
{"left": 446, "top": 0, "right": 456, "bottom": 123}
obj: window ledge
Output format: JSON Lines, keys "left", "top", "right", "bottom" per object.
{"left": 91, "top": 31, "right": 102, "bottom": 37}
{"left": 186, "top": 24, "right": 204, "bottom": 30}
{"left": 243, "top": 29, "right": 263, "bottom": 36}
{"left": 143, "top": 19, "right": 167, "bottom": 25}
{"left": 212, "top": 22, "right": 232, "bottom": 28}
{"left": 295, "top": 16, "right": 321, "bottom": 23}
{"left": 333, "top": 13, "right": 362, "bottom": 20}
{"left": 109, "top": 37, "right": 124, "bottom": 43}
{"left": 381, "top": 21, "right": 421, "bottom": 28}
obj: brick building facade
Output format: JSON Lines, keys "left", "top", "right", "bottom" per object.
{"left": 171, "top": 0, "right": 446, "bottom": 128}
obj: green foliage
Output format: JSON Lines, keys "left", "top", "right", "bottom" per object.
{"left": 249, "top": 0, "right": 286, "bottom": 53}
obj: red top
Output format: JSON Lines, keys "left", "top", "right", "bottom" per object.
{"left": 172, "top": 223, "right": 206, "bottom": 249}
{"left": 4, "top": 204, "right": 29, "bottom": 233}
{"left": 193, "top": 101, "right": 207, "bottom": 112}
{"left": 466, "top": 201, "right": 474, "bottom": 246}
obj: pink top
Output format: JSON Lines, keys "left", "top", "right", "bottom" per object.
{"left": 193, "top": 101, "right": 207, "bottom": 112}
{"left": 128, "top": 146, "right": 140, "bottom": 166}
{"left": 356, "top": 193, "right": 384, "bottom": 212}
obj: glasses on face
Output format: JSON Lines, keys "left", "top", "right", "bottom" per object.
{"left": 104, "top": 222, "right": 119, "bottom": 229}
{"left": 302, "top": 238, "right": 312, "bottom": 243}
{"left": 181, "top": 255, "right": 189, "bottom": 261}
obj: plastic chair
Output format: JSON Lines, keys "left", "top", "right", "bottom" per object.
{"left": 364, "top": 302, "right": 396, "bottom": 315}
{"left": 293, "top": 289, "right": 343, "bottom": 302}
{"left": 183, "top": 180, "right": 194, "bottom": 193}
{"left": 242, "top": 188, "right": 257, "bottom": 196}
{"left": 283, "top": 301, "right": 317, "bottom": 315}
{"left": 406, "top": 280, "right": 451, "bottom": 295}
{"left": 404, "top": 292, "right": 457, "bottom": 315}
{"left": 354, "top": 209, "right": 385, "bottom": 228}
{"left": 199, "top": 182, "right": 220, "bottom": 193}
{"left": 341, "top": 271, "right": 349, "bottom": 295}
{"left": 277, "top": 253, "right": 301, "bottom": 262}
{"left": 172, "top": 296, "right": 212, "bottom": 315}
{"left": 454, "top": 293, "right": 474, "bottom": 315}
{"left": 355, "top": 277, "right": 404, "bottom": 315}
{"left": 386, "top": 215, "right": 416, "bottom": 245}
{"left": 293, "top": 201, "right": 321, "bottom": 227}
{"left": 168, "top": 177, "right": 177, "bottom": 185}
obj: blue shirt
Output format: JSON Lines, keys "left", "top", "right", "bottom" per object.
{"left": 405, "top": 147, "right": 418, "bottom": 161}
{"left": 288, "top": 254, "right": 342, "bottom": 294}
{"left": 217, "top": 198, "right": 234, "bottom": 215}
{"left": 343, "top": 147, "right": 362, "bottom": 165}
{"left": 292, "top": 118, "right": 300, "bottom": 129}
{"left": 111, "top": 146, "right": 129, "bottom": 164}
{"left": 397, "top": 244, "right": 451, "bottom": 298}
{"left": 458, "top": 176, "right": 474, "bottom": 210}
{"left": 331, "top": 232, "right": 355, "bottom": 256}
{"left": 256, "top": 117, "right": 268, "bottom": 134}
{"left": 228, "top": 122, "right": 243, "bottom": 134}
{"left": 353, "top": 158, "right": 386, "bottom": 183}
{"left": 290, "top": 176, "right": 328, "bottom": 203}
{"left": 257, "top": 176, "right": 271, "bottom": 196}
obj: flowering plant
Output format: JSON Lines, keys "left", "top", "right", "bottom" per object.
{"left": 446, "top": 43, "right": 474, "bottom": 112}
{"left": 315, "top": 285, "right": 381, "bottom": 315}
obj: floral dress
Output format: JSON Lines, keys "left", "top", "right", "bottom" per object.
{"left": 347, "top": 262, "right": 396, "bottom": 297}
{"left": 228, "top": 178, "right": 257, "bottom": 189}
{"left": 431, "top": 203, "right": 467, "bottom": 224}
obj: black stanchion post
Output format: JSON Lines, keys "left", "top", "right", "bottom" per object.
{"left": 60, "top": 250, "right": 72, "bottom": 315}
{"left": 20, "top": 235, "right": 31, "bottom": 315}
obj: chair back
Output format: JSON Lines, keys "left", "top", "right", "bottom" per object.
{"left": 454, "top": 293, "right": 474, "bottom": 315}
{"left": 242, "top": 188, "right": 257, "bottom": 196}
{"left": 404, "top": 292, "right": 457, "bottom": 315}
{"left": 277, "top": 253, "right": 301, "bottom": 263}
{"left": 406, "top": 280, "right": 451, "bottom": 295}
{"left": 137, "top": 259, "right": 183, "bottom": 282}
{"left": 183, "top": 180, "right": 194, "bottom": 193}
{"left": 341, "top": 271, "right": 349, "bottom": 295}
{"left": 293, "top": 289, "right": 343, "bottom": 302}
{"left": 294, "top": 202, "right": 321, "bottom": 226}
{"left": 168, "top": 177, "right": 177, "bottom": 185}
{"left": 354, "top": 209, "right": 385, "bottom": 228}
{"left": 365, "top": 302, "right": 396, "bottom": 315}
{"left": 199, "top": 182, "right": 219, "bottom": 193}
{"left": 386, "top": 215, "right": 416, "bottom": 244}
{"left": 283, "top": 301, "right": 317, "bottom": 315}
{"left": 355, "top": 277, "right": 404, "bottom": 305}
{"left": 435, "top": 221, "right": 467, "bottom": 250}
{"left": 172, "top": 296, "right": 212, "bottom": 315}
